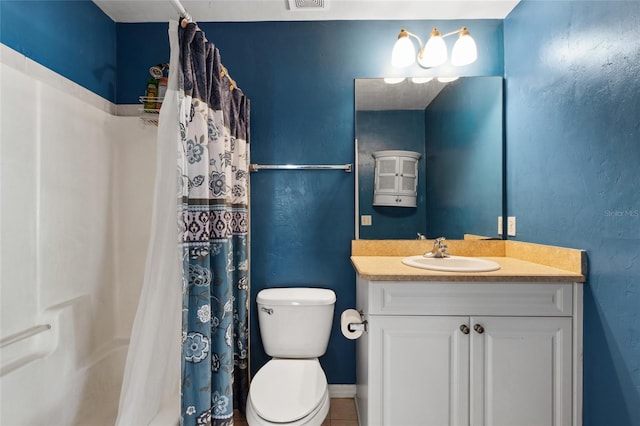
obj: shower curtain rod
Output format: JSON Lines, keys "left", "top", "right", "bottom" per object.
{"left": 170, "top": 0, "right": 192, "bottom": 23}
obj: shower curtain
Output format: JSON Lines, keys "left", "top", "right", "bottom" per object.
{"left": 116, "top": 20, "right": 250, "bottom": 426}
{"left": 178, "top": 22, "right": 250, "bottom": 425}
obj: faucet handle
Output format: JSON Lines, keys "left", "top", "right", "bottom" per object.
{"left": 424, "top": 237, "right": 449, "bottom": 258}
{"left": 435, "top": 237, "right": 449, "bottom": 257}
{"left": 434, "top": 237, "right": 447, "bottom": 249}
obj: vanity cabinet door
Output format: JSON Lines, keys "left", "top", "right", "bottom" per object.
{"left": 373, "top": 156, "right": 400, "bottom": 195}
{"left": 470, "top": 316, "right": 573, "bottom": 426}
{"left": 370, "top": 316, "right": 470, "bottom": 426}
{"left": 396, "top": 156, "right": 418, "bottom": 196}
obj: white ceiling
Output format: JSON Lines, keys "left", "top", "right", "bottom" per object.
{"left": 356, "top": 78, "right": 447, "bottom": 111}
{"left": 93, "top": 0, "right": 519, "bottom": 23}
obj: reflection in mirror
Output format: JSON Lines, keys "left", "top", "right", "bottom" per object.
{"left": 355, "top": 77, "right": 504, "bottom": 240}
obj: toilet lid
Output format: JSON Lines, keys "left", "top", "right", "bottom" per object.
{"left": 250, "top": 359, "right": 327, "bottom": 423}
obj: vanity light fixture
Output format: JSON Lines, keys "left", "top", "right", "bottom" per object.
{"left": 391, "top": 27, "right": 478, "bottom": 68}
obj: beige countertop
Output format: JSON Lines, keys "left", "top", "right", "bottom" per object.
{"left": 351, "top": 256, "right": 586, "bottom": 282}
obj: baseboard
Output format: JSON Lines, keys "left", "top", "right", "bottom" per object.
{"left": 328, "top": 384, "right": 357, "bottom": 398}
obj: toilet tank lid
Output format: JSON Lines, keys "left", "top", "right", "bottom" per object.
{"left": 257, "top": 288, "right": 336, "bottom": 306}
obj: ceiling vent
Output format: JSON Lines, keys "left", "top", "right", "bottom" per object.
{"left": 287, "top": 0, "right": 327, "bottom": 11}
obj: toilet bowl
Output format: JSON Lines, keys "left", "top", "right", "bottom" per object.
{"left": 246, "top": 359, "right": 330, "bottom": 426}
{"left": 246, "top": 288, "right": 336, "bottom": 426}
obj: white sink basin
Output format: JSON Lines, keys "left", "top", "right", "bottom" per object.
{"left": 402, "top": 255, "right": 501, "bottom": 272}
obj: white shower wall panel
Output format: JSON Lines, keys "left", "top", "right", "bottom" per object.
{"left": 37, "top": 75, "right": 116, "bottom": 347}
{"left": 112, "top": 115, "right": 157, "bottom": 338}
{"left": 1, "top": 44, "right": 155, "bottom": 424}
{"left": 1, "top": 63, "right": 116, "bottom": 342}
{"left": 0, "top": 63, "right": 40, "bottom": 337}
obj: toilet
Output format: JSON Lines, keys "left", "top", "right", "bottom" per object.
{"left": 246, "top": 287, "right": 336, "bottom": 426}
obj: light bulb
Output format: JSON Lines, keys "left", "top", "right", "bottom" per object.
{"left": 391, "top": 30, "right": 416, "bottom": 68}
{"left": 419, "top": 28, "right": 447, "bottom": 68}
{"left": 383, "top": 77, "right": 406, "bottom": 84}
{"left": 451, "top": 28, "right": 477, "bottom": 66}
{"left": 411, "top": 77, "right": 433, "bottom": 84}
{"left": 437, "top": 76, "right": 459, "bottom": 83}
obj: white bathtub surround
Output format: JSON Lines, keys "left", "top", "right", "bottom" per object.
{"left": 0, "top": 43, "right": 156, "bottom": 425}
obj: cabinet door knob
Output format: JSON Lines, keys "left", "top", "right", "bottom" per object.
{"left": 460, "top": 324, "right": 470, "bottom": 334}
{"left": 474, "top": 324, "right": 485, "bottom": 334}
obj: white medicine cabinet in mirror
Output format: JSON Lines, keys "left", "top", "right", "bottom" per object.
{"left": 355, "top": 77, "right": 504, "bottom": 240}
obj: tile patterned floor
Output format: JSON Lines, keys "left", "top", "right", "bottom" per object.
{"left": 233, "top": 398, "right": 358, "bottom": 426}
{"left": 323, "top": 398, "right": 359, "bottom": 426}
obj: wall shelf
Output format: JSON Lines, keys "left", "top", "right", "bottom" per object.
{"left": 138, "top": 96, "right": 163, "bottom": 126}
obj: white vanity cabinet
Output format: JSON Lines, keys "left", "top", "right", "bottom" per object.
{"left": 372, "top": 150, "right": 421, "bottom": 207}
{"left": 355, "top": 278, "right": 583, "bottom": 426}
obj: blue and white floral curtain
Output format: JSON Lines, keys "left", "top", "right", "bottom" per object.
{"left": 178, "top": 23, "right": 250, "bottom": 426}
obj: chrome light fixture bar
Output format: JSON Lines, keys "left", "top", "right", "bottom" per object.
{"left": 391, "top": 27, "right": 478, "bottom": 69}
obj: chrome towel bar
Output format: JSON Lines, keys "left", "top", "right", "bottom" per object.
{"left": 249, "top": 163, "right": 352, "bottom": 173}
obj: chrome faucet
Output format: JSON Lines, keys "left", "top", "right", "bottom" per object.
{"left": 424, "top": 237, "right": 450, "bottom": 258}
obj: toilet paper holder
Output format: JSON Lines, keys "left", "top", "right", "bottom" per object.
{"left": 347, "top": 310, "right": 367, "bottom": 333}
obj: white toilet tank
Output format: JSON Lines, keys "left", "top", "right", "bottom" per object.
{"left": 257, "top": 287, "right": 336, "bottom": 358}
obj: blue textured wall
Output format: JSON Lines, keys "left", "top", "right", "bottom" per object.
{"left": 425, "top": 77, "right": 503, "bottom": 239}
{"left": 116, "top": 23, "right": 173, "bottom": 104}
{"left": 0, "top": 0, "right": 117, "bottom": 102}
{"left": 356, "top": 110, "right": 427, "bottom": 239}
{"left": 505, "top": 2, "right": 640, "bottom": 425}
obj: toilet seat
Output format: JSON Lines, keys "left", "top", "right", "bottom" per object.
{"left": 249, "top": 358, "right": 327, "bottom": 423}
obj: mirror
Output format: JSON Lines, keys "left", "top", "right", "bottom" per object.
{"left": 356, "top": 77, "right": 504, "bottom": 240}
